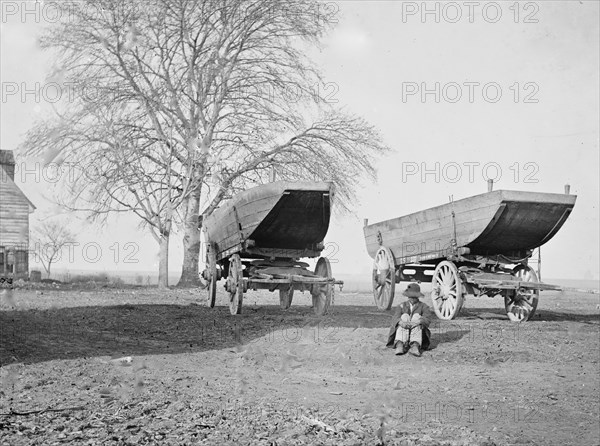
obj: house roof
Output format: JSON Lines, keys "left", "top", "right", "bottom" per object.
{"left": 0, "top": 166, "right": 36, "bottom": 213}
{"left": 0, "top": 149, "right": 15, "bottom": 166}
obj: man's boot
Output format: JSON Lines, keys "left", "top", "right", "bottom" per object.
{"left": 395, "top": 341, "right": 408, "bottom": 355}
{"left": 409, "top": 342, "right": 422, "bottom": 357}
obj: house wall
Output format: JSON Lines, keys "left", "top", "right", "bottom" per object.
{"left": 0, "top": 174, "right": 30, "bottom": 278}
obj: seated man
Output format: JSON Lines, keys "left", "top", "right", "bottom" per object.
{"left": 386, "top": 283, "right": 433, "bottom": 357}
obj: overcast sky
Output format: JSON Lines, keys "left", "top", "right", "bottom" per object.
{"left": 1, "top": 1, "right": 598, "bottom": 281}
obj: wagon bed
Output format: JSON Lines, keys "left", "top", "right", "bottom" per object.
{"left": 202, "top": 181, "right": 342, "bottom": 315}
{"left": 204, "top": 181, "right": 332, "bottom": 261}
{"left": 364, "top": 189, "right": 576, "bottom": 265}
{"left": 364, "top": 188, "right": 577, "bottom": 322}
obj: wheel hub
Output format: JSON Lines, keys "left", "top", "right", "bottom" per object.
{"left": 440, "top": 284, "right": 452, "bottom": 298}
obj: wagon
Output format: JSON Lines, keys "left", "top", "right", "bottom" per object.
{"left": 201, "top": 181, "right": 343, "bottom": 315}
{"left": 363, "top": 186, "right": 577, "bottom": 322}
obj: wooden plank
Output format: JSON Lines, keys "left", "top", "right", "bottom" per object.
{"left": 364, "top": 193, "right": 500, "bottom": 258}
{"left": 247, "top": 277, "right": 343, "bottom": 286}
{"left": 244, "top": 246, "right": 323, "bottom": 259}
{"left": 463, "top": 277, "right": 562, "bottom": 291}
{"left": 0, "top": 196, "right": 30, "bottom": 246}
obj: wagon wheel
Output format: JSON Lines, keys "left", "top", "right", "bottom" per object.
{"left": 372, "top": 246, "right": 396, "bottom": 310}
{"left": 312, "top": 257, "right": 332, "bottom": 316}
{"left": 504, "top": 265, "right": 539, "bottom": 322}
{"left": 431, "top": 260, "right": 464, "bottom": 320}
{"left": 227, "top": 254, "right": 244, "bottom": 315}
{"left": 206, "top": 245, "right": 217, "bottom": 308}
{"left": 279, "top": 286, "right": 294, "bottom": 310}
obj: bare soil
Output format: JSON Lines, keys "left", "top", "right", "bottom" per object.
{"left": 1, "top": 285, "right": 599, "bottom": 446}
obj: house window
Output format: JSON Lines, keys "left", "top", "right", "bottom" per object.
{"left": 6, "top": 250, "right": 15, "bottom": 274}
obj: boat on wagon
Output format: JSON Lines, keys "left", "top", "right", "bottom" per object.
{"left": 202, "top": 181, "right": 342, "bottom": 315}
{"left": 363, "top": 184, "right": 577, "bottom": 321}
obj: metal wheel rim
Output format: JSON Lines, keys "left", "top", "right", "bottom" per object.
{"left": 505, "top": 265, "right": 539, "bottom": 322}
{"left": 372, "top": 247, "right": 395, "bottom": 310}
{"left": 313, "top": 257, "right": 332, "bottom": 316}
{"left": 228, "top": 254, "right": 244, "bottom": 315}
{"left": 431, "top": 261, "right": 463, "bottom": 320}
{"left": 208, "top": 275, "right": 217, "bottom": 308}
{"left": 207, "top": 248, "right": 217, "bottom": 308}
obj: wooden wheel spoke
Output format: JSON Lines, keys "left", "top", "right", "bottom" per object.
{"left": 371, "top": 247, "right": 395, "bottom": 310}
{"left": 440, "top": 269, "right": 448, "bottom": 283}
{"left": 505, "top": 265, "right": 539, "bottom": 322}
{"left": 279, "top": 286, "right": 294, "bottom": 310}
{"left": 517, "top": 299, "right": 534, "bottom": 310}
{"left": 431, "top": 261, "right": 463, "bottom": 321}
{"left": 228, "top": 254, "right": 244, "bottom": 315}
{"left": 205, "top": 244, "right": 218, "bottom": 308}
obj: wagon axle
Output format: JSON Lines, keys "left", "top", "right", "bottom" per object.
{"left": 205, "top": 255, "right": 342, "bottom": 316}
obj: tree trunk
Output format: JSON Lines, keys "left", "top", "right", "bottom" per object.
{"left": 158, "top": 231, "right": 170, "bottom": 288}
{"left": 177, "top": 188, "right": 202, "bottom": 287}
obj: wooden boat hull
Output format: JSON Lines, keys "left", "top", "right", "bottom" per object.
{"left": 364, "top": 190, "right": 576, "bottom": 265}
{"left": 204, "top": 181, "right": 333, "bottom": 260}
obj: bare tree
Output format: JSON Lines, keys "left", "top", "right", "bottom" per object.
{"left": 32, "top": 222, "right": 77, "bottom": 279}
{"left": 21, "top": 0, "right": 391, "bottom": 287}
{"left": 25, "top": 100, "right": 190, "bottom": 287}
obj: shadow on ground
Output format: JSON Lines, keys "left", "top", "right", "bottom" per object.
{"left": 1, "top": 303, "right": 597, "bottom": 365}
{"left": 459, "top": 306, "right": 600, "bottom": 324}
{"left": 0, "top": 304, "right": 382, "bottom": 365}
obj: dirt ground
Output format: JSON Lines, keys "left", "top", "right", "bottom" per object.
{"left": 0, "top": 284, "right": 599, "bottom": 446}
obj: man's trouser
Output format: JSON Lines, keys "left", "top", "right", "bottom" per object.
{"left": 395, "top": 313, "right": 422, "bottom": 346}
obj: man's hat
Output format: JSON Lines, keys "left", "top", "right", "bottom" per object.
{"left": 403, "top": 283, "right": 424, "bottom": 298}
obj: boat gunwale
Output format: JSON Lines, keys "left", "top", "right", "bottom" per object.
{"left": 364, "top": 189, "right": 576, "bottom": 231}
